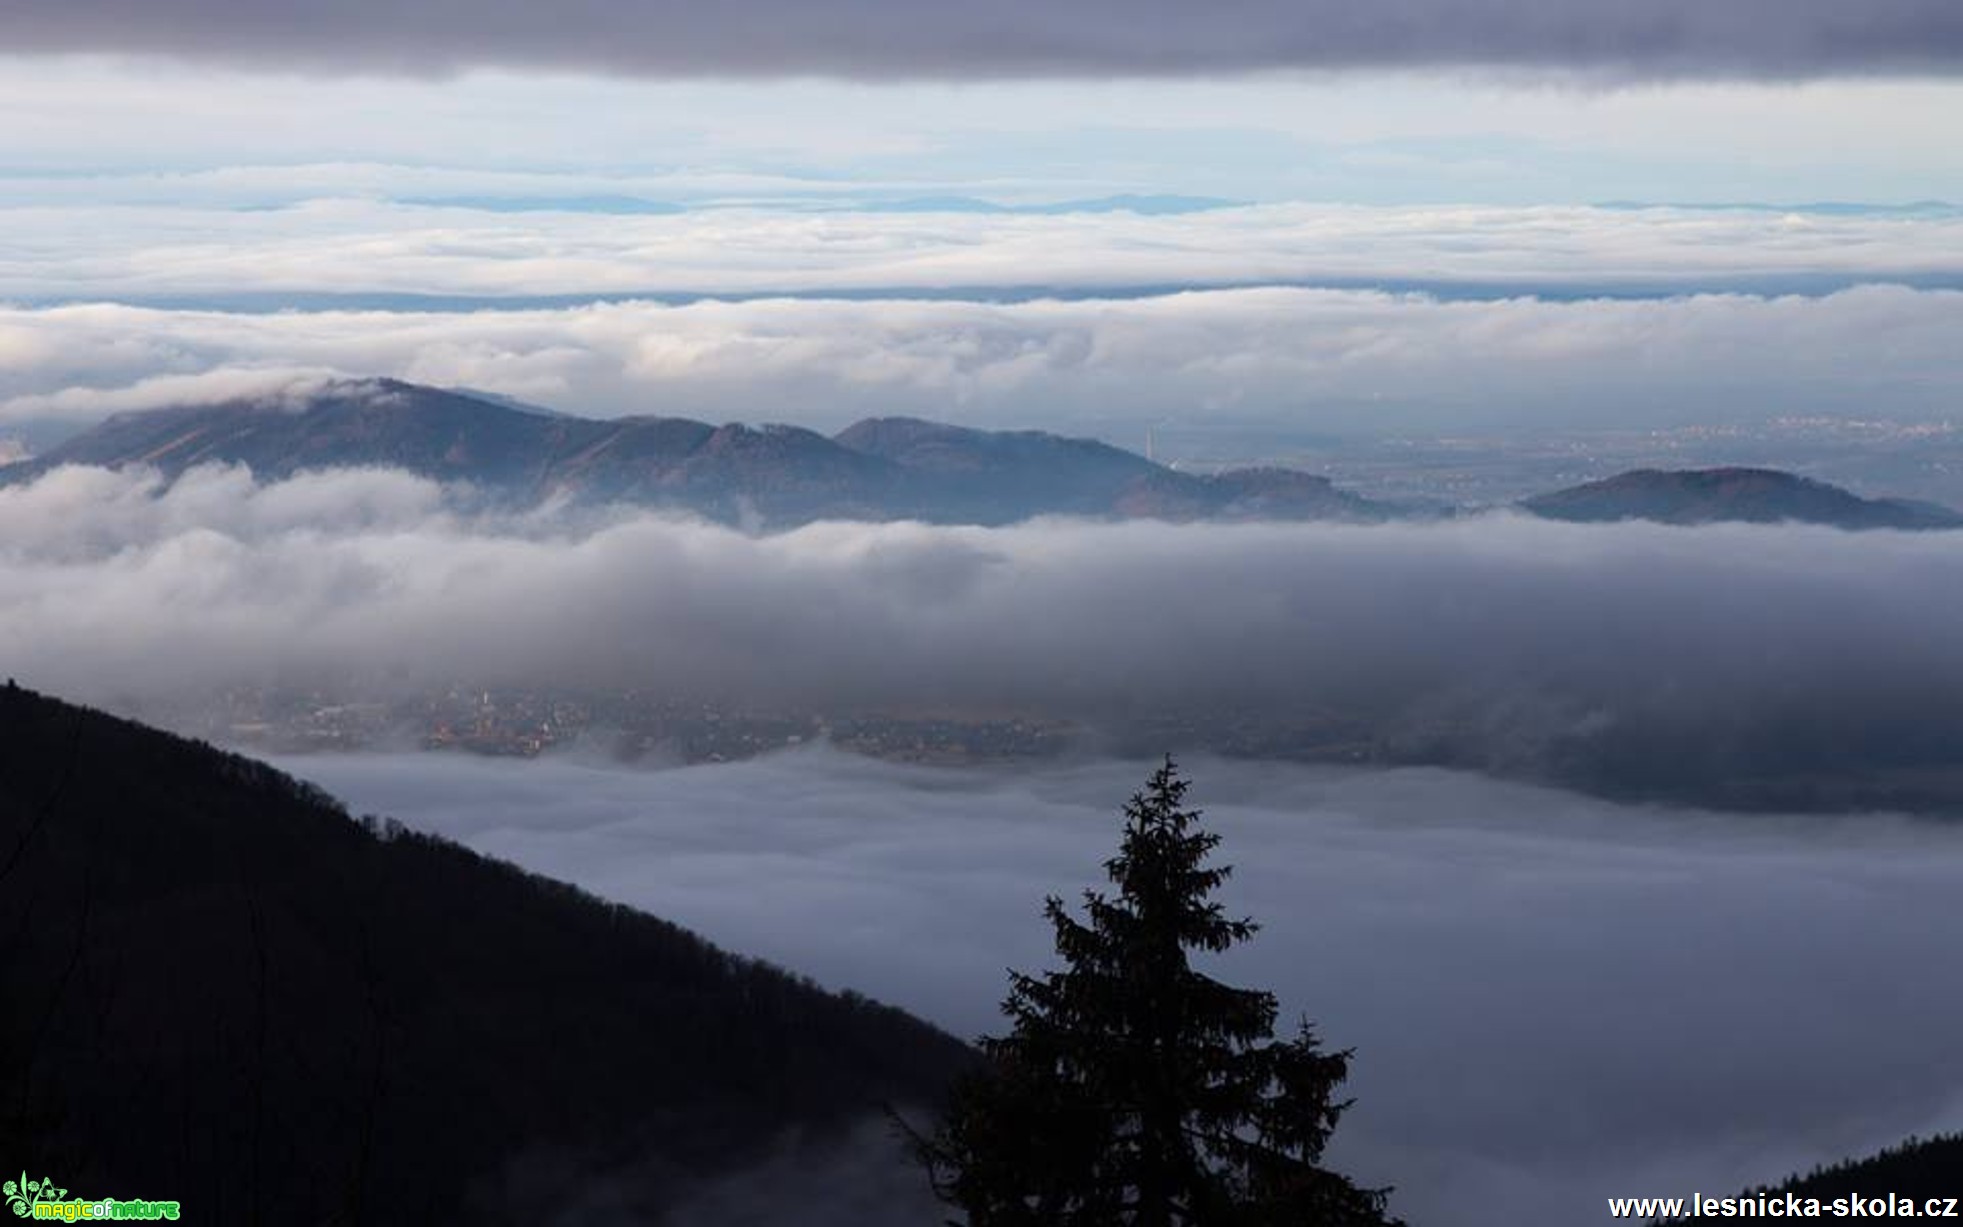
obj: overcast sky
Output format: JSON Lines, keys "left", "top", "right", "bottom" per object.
{"left": 5, "top": 7, "right": 1962, "bottom": 446}
{"left": 1, "top": 62, "right": 1959, "bottom": 206}
{"left": 7, "top": 1, "right": 1963, "bottom": 78}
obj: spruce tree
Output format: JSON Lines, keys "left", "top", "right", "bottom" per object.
{"left": 914, "top": 757, "right": 1399, "bottom": 1226}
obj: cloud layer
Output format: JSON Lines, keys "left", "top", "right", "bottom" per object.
{"left": 4, "top": 203, "right": 1957, "bottom": 447}
{"left": 4, "top": 284, "right": 1961, "bottom": 442}
{"left": 4, "top": 201, "right": 1960, "bottom": 305}
{"left": 7, "top": 462, "right": 1963, "bottom": 807}
{"left": 2, "top": 71, "right": 1957, "bottom": 210}
{"left": 277, "top": 747, "right": 1963, "bottom": 1226}
{"left": 6, "top": 0, "right": 1963, "bottom": 78}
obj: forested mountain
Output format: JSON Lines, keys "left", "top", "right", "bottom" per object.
{"left": 834, "top": 415, "right": 1161, "bottom": 517}
{"left": 0, "top": 379, "right": 1393, "bottom": 526}
{"left": 0, "top": 682, "right": 973, "bottom": 1224}
{"left": 1522, "top": 466, "right": 1963, "bottom": 529}
{"left": 9, "top": 380, "right": 1961, "bottom": 531}
{"left": 3, "top": 380, "right": 904, "bottom": 526}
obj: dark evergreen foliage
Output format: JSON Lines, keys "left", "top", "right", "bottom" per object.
{"left": 912, "top": 757, "right": 1399, "bottom": 1226}
{"left": 1657, "top": 1133, "right": 1963, "bottom": 1224}
{"left": 0, "top": 683, "right": 973, "bottom": 1225}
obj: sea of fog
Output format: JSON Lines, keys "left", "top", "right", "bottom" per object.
{"left": 271, "top": 745, "right": 1963, "bottom": 1227}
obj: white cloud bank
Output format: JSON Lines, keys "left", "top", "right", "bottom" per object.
{"left": 2, "top": 284, "right": 1960, "bottom": 438}
{"left": 6, "top": 462, "right": 1963, "bottom": 803}
{"left": 2, "top": 201, "right": 1959, "bottom": 304}
{"left": 276, "top": 747, "right": 1963, "bottom": 1227}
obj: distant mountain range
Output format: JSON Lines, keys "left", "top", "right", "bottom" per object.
{"left": 0, "top": 379, "right": 1391, "bottom": 527}
{"left": 5, "top": 378, "right": 1960, "bottom": 531}
{"left": 0, "top": 681, "right": 969, "bottom": 1223}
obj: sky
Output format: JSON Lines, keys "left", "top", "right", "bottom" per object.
{"left": 11, "top": 0, "right": 1963, "bottom": 77}
{"left": 2, "top": 63, "right": 1961, "bottom": 205}
{"left": 1, "top": 16, "right": 1960, "bottom": 446}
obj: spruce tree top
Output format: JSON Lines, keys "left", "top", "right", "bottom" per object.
{"left": 915, "top": 756, "right": 1400, "bottom": 1226}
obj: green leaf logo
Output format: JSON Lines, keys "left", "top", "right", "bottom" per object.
{"left": 5, "top": 1171, "right": 68, "bottom": 1217}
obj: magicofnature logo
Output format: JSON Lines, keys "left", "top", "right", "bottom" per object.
{"left": 5, "top": 1171, "right": 180, "bottom": 1221}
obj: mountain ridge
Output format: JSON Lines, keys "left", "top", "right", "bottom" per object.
{"left": 0, "top": 378, "right": 1390, "bottom": 527}
{"left": 6, "top": 379, "right": 1960, "bottom": 531}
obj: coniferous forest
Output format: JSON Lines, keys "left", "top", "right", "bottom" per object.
{"left": 0, "top": 682, "right": 972, "bottom": 1223}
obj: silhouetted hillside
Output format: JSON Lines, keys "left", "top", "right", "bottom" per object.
{"left": 1659, "top": 1134, "right": 1963, "bottom": 1223}
{"left": 24, "top": 383, "right": 1957, "bottom": 533}
{"left": 5, "top": 379, "right": 904, "bottom": 524}
{"left": 0, "top": 682, "right": 972, "bottom": 1224}
{"left": 18, "top": 379, "right": 563, "bottom": 489}
{"left": 1522, "top": 467, "right": 1963, "bottom": 529}
{"left": 0, "top": 378, "right": 1397, "bottom": 527}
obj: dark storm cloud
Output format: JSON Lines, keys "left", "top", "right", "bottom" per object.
{"left": 5, "top": 0, "right": 1962, "bottom": 78}
{"left": 282, "top": 748, "right": 1963, "bottom": 1226}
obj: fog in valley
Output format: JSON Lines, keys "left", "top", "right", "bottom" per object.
{"left": 276, "top": 746, "right": 1963, "bottom": 1226}
{"left": 14, "top": 452, "right": 1963, "bottom": 1224}
{"left": 6, "top": 460, "right": 1963, "bottom": 810}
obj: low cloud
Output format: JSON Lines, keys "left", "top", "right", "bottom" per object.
{"left": 6, "top": 462, "right": 1963, "bottom": 806}
{"left": 276, "top": 747, "right": 1963, "bottom": 1226}
{"left": 4, "top": 0, "right": 1961, "bottom": 79}
{"left": 3, "top": 201, "right": 1960, "bottom": 306}
{"left": 0, "top": 367, "right": 351, "bottom": 423}
{"left": 3, "top": 284, "right": 1962, "bottom": 438}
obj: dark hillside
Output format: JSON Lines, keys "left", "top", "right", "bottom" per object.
{"left": 836, "top": 415, "right": 1159, "bottom": 520}
{"left": 0, "top": 380, "right": 1401, "bottom": 527}
{"left": 1522, "top": 467, "right": 1963, "bottom": 529}
{"left": 15, "top": 379, "right": 571, "bottom": 491}
{"left": 1659, "top": 1134, "right": 1963, "bottom": 1223}
{"left": 0, "top": 682, "right": 971, "bottom": 1224}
